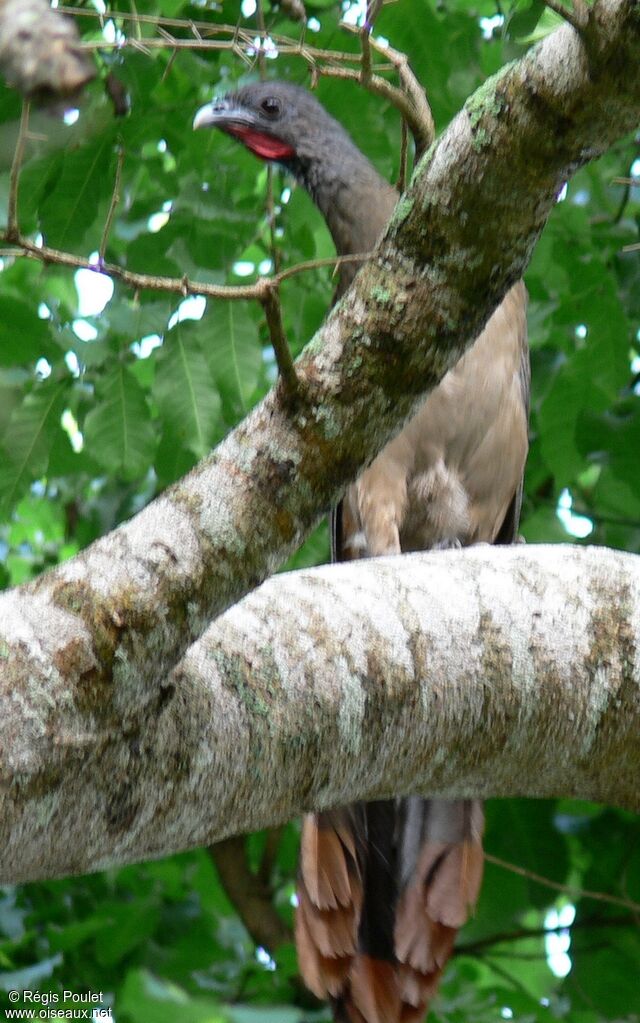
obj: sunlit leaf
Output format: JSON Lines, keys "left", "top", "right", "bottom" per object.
{"left": 154, "top": 321, "right": 222, "bottom": 457}
{"left": 0, "top": 382, "right": 67, "bottom": 514}
{"left": 83, "top": 364, "right": 156, "bottom": 479}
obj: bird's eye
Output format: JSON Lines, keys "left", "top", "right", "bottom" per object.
{"left": 260, "top": 97, "right": 282, "bottom": 118}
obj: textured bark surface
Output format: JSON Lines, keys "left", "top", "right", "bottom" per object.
{"left": 1, "top": 545, "right": 639, "bottom": 882}
{"left": 0, "top": 0, "right": 95, "bottom": 101}
{"left": 1, "top": 2, "right": 640, "bottom": 883}
{"left": 1, "top": 0, "right": 640, "bottom": 721}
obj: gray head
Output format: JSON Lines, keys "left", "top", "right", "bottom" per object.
{"left": 193, "top": 80, "right": 382, "bottom": 207}
{"left": 194, "top": 80, "right": 396, "bottom": 277}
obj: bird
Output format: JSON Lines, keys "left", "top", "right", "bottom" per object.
{"left": 194, "top": 80, "right": 529, "bottom": 1023}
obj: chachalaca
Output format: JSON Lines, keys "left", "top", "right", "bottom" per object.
{"left": 194, "top": 81, "right": 529, "bottom": 1023}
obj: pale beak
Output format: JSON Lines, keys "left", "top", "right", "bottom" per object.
{"left": 193, "top": 99, "right": 248, "bottom": 131}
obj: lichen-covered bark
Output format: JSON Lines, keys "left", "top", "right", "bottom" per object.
{"left": 1, "top": 545, "right": 639, "bottom": 883}
{"left": 1, "top": 0, "right": 640, "bottom": 734}
{"left": 0, "top": 0, "right": 95, "bottom": 102}
{"left": 1, "top": 2, "right": 640, "bottom": 880}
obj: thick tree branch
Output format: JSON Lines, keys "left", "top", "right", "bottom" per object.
{"left": 0, "top": 0, "right": 95, "bottom": 102}
{"left": 1, "top": 545, "right": 639, "bottom": 882}
{"left": 1, "top": 1, "right": 639, "bottom": 730}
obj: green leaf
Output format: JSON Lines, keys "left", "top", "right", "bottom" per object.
{"left": 515, "top": 7, "right": 564, "bottom": 44}
{"left": 0, "top": 382, "right": 67, "bottom": 515}
{"left": 83, "top": 365, "right": 156, "bottom": 479}
{"left": 118, "top": 969, "right": 228, "bottom": 1023}
{"left": 154, "top": 323, "right": 221, "bottom": 458}
{"left": 197, "top": 304, "right": 263, "bottom": 421}
{"left": 107, "top": 298, "right": 171, "bottom": 340}
{"left": 0, "top": 296, "right": 53, "bottom": 366}
{"left": 39, "top": 132, "right": 117, "bottom": 250}
{"left": 95, "top": 903, "right": 159, "bottom": 967}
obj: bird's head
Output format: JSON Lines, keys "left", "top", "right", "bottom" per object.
{"left": 193, "top": 80, "right": 357, "bottom": 169}
{"left": 194, "top": 79, "right": 393, "bottom": 267}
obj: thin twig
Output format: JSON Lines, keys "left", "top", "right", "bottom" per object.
{"left": 277, "top": 251, "right": 374, "bottom": 282}
{"left": 266, "top": 170, "right": 282, "bottom": 275}
{"left": 59, "top": 6, "right": 261, "bottom": 34}
{"left": 258, "top": 826, "right": 283, "bottom": 887}
{"left": 160, "top": 44, "right": 179, "bottom": 83}
{"left": 255, "top": 0, "right": 282, "bottom": 277}
{"left": 611, "top": 173, "right": 640, "bottom": 228}
{"left": 78, "top": 30, "right": 364, "bottom": 64}
{"left": 359, "top": 0, "right": 382, "bottom": 93}
{"left": 481, "top": 957, "right": 539, "bottom": 995}
{"left": 208, "top": 838, "right": 292, "bottom": 950}
{"left": 260, "top": 282, "right": 300, "bottom": 400}
{"left": 367, "top": 33, "right": 436, "bottom": 158}
{"left": 316, "top": 64, "right": 432, "bottom": 159}
{"left": 360, "top": 30, "right": 372, "bottom": 83}
{"left": 61, "top": 5, "right": 350, "bottom": 64}
{"left": 99, "top": 144, "right": 124, "bottom": 263}
{"left": 361, "top": 0, "right": 383, "bottom": 82}
{"left": 485, "top": 852, "right": 640, "bottom": 914}
{"left": 256, "top": 0, "right": 268, "bottom": 79}
{"left": 397, "top": 117, "right": 408, "bottom": 193}
{"left": 6, "top": 100, "right": 30, "bottom": 243}
{"left": 336, "top": 24, "right": 435, "bottom": 159}
{"left": 0, "top": 231, "right": 375, "bottom": 301}
{"left": 65, "top": 2, "right": 436, "bottom": 155}
{"left": 459, "top": 914, "right": 634, "bottom": 957}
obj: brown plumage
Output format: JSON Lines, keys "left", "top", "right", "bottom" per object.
{"left": 195, "top": 81, "right": 529, "bottom": 1022}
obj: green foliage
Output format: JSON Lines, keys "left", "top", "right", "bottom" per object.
{"left": 0, "top": 0, "right": 639, "bottom": 1020}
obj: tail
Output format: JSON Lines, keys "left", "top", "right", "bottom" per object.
{"left": 296, "top": 799, "right": 484, "bottom": 1023}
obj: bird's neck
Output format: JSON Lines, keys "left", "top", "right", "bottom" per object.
{"left": 287, "top": 142, "right": 397, "bottom": 290}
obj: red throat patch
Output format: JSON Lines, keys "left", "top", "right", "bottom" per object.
{"left": 226, "top": 124, "right": 295, "bottom": 161}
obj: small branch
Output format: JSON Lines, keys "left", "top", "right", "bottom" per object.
{"left": 611, "top": 175, "right": 632, "bottom": 224}
{"left": 258, "top": 827, "right": 283, "bottom": 887}
{"left": 365, "top": 0, "right": 384, "bottom": 32}
{"left": 74, "top": 24, "right": 365, "bottom": 65}
{"left": 0, "top": 231, "right": 374, "bottom": 302}
{"left": 338, "top": 25, "right": 436, "bottom": 159}
{"left": 0, "top": 0, "right": 95, "bottom": 103}
{"left": 316, "top": 63, "right": 433, "bottom": 160}
{"left": 62, "top": 6, "right": 435, "bottom": 156}
{"left": 276, "top": 251, "right": 375, "bottom": 283}
{"left": 5, "top": 99, "right": 30, "bottom": 243}
{"left": 265, "top": 169, "right": 282, "bottom": 274}
{"left": 256, "top": 0, "right": 268, "bottom": 79}
{"left": 459, "top": 914, "right": 634, "bottom": 957}
{"left": 208, "top": 837, "right": 292, "bottom": 951}
{"left": 360, "top": 31, "right": 373, "bottom": 83}
{"left": 485, "top": 852, "right": 640, "bottom": 914}
{"left": 99, "top": 144, "right": 125, "bottom": 263}
{"left": 359, "top": 0, "right": 382, "bottom": 84}
{"left": 260, "top": 282, "right": 301, "bottom": 400}
{"left": 368, "top": 34, "right": 436, "bottom": 159}
{"left": 397, "top": 117, "right": 409, "bottom": 193}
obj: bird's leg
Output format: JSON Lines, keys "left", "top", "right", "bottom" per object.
{"left": 355, "top": 460, "right": 407, "bottom": 557}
